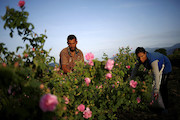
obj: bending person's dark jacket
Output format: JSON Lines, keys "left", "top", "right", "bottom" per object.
{"left": 131, "top": 52, "right": 172, "bottom": 92}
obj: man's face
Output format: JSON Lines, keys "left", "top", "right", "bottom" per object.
{"left": 137, "top": 52, "right": 147, "bottom": 63}
{"left": 67, "top": 39, "right": 77, "bottom": 51}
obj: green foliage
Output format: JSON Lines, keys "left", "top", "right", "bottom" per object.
{"left": 168, "top": 48, "right": 180, "bottom": 67}
{"left": 0, "top": 3, "right": 154, "bottom": 120}
{"left": 41, "top": 47, "right": 153, "bottom": 119}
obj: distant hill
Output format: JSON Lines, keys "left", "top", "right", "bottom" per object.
{"left": 145, "top": 43, "right": 180, "bottom": 55}
{"left": 111, "top": 43, "right": 180, "bottom": 60}
{"left": 49, "top": 62, "right": 59, "bottom": 67}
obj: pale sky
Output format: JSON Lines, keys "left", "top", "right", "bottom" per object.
{"left": 0, "top": 0, "right": 180, "bottom": 62}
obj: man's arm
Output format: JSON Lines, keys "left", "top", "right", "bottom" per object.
{"left": 151, "top": 60, "right": 160, "bottom": 93}
{"left": 61, "top": 64, "right": 71, "bottom": 74}
{"left": 60, "top": 52, "right": 71, "bottom": 74}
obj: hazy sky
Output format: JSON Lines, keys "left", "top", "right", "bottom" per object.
{"left": 0, "top": 0, "right": 180, "bottom": 62}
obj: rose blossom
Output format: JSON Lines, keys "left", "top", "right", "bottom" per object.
{"left": 75, "top": 111, "right": 79, "bottom": 115}
{"left": 63, "top": 96, "right": 69, "bottom": 104}
{"left": 14, "top": 62, "right": 19, "bottom": 68}
{"left": 77, "top": 104, "right": 85, "bottom": 112}
{"left": 130, "top": 80, "right": 138, "bottom": 88}
{"left": 98, "top": 85, "right": 103, "bottom": 89}
{"left": 136, "top": 97, "right": 141, "bottom": 103}
{"left": 8, "top": 85, "right": 12, "bottom": 94}
{"left": 39, "top": 93, "right": 59, "bottom": 112}
{"left": 24, "top": 53, "right": 28, "bottom": 58}
{"left": 105, "top": 59, "right": 114, "bottom": 71}
{"left": 88, "top": 60, "right": 94, "bottom": 66}
{"left": 32, "top": 48, "right": 35, "bottom": 51}
{"left": 18, "top": 54, "right": 21, "bottom": 58}
{"left": 132, "top": 89, "right": 135, "bottom": 93}
{"left": 85, "top": 52, "right": 94, "bottom": 61}
{"left": 18, "top": 0, "right": 25, "bottom": 7}
{"left": 150, "top": 100, "right": 154, "bottom": 105}
{"left": 105, "top": 73, "right": 112, "bottom": 79}
{"left": 63, "top": 106, "right": 67, "bottom": 111}
{"left": 126, "top": 65, "right": 131, "bottom": 69}
{"left": 2, "top": 62, "right": 6, "bottom": 67}
{"left": 40, "top": 84, "right": 44, "bottom": 89}
{"left": 84, "top": 78, "right": 91, "bottom": 86}
{"left": 83, "top": 107, "right": 92, "bottom": 119}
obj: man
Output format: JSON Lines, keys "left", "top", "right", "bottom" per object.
{"left": 59, "top": 35, "right": 84, "bottom": 74}
{"left": 131, "top": 47, "right": 172, "bottom": 112}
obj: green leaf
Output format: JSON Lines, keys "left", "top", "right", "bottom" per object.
{"left": 16, "top": 46, "right": 23, "bottom": 52}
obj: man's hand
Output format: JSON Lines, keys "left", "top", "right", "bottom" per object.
{"left": 154, "top": 92, "right": 159, "bottom": 100}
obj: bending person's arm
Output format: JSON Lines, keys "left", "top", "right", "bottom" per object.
{"left": 130, "top": 62, "right": 140, "bottom": 79}
{"left": 151, "top": 60, "right": 160, "bottom": 93}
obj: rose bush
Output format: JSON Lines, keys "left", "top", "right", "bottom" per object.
{"left": 0, "top": 1, "right": 153, "bottom": 120}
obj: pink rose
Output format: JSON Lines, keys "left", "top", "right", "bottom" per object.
{"left": 83, "top": 107, "right": 92, "bottom": 119}
{"left": 18, "top": 0, "right": 25, "bottom": 7}
{"left": 88, "top": 60, "right": 94, "bottom": 66}
{"left": 126, "top": 65, "right": 131, "bottom": 69}
{"left": 18, "top": 54, "right": 21, "bottom": 58}
{"left": 63, "top": 96, "right": 69, "bottom": 104}
{"left": 150, "top": 100, "right": 154, "bottom": 105}
{"left": 77, "top": 104, "right": 85, "bottom": 112}
{"left": 2, "top": 62, "right": 7, "bottom": 67}
{"left": 105, "top": 73, "right": 112, "bottom": 79}
{"left": 53, "top": 66, "right": 59, "bottom": 71}
{"left": 24, "top": 53, "right": 28, "bottom": 58}
{"left": 54, "top": 66, "right": 57, "bottom": 71}
{"left": 98, "top": 85, "right": 103, "bottom": 89}
{"left": 14, "top": 62, "right": 19, "bottom": 68}
{"left": 40, "top": 84, "right": 44, "bottom": 89}
{"left": 39, "top": 94, "right": 59, "bottom": 112}
{"left": 84, "top": 78, "right": 91, "bottom": 86}
{"left": 85, "top": 52, "right": 94, "bottom": 61}
{"left": 75, "top": 111, "right": 79, "bottom": 115}
{"left": 32, "top": 48, "right": 35, "bottom": 51}
{"left": 136, "top": 97, "right": 141, "bottom": 103}
{"left": 8, "top": 85, "right": 12, "bottom": 94}
{"left": 105, "top": 59, "right": 114, "bottom": 71}
{"left": 132, "top": 89, "right": 135, "bottom": 93}
{"left": 63, "top": 106, "right": 67, "bottom": 111}
{"left": 130, "top": 80, "right": 138, "bottom": 88}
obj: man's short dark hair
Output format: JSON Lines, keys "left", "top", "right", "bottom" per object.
{"left": 67, "top": 35, "right": 77, "bottom": 41}
{"left": 135, "top": 47, "right": 146, "bottom": 55}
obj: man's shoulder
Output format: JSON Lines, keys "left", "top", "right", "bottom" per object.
{"left": 60, "top": 47, "right": 68, "bottom": 54}
{"left": 77, "top": 48, "right": 83, "bottom": 55}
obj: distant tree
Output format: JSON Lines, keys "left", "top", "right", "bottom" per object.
{"left": 154, "top": 48, "right": 167, "bottom": 56}
{"left": 173, "top": 48, "right": 180, "bottom": 55}
{"left": 168, "top": 48, "right": 180, "bottom": 67}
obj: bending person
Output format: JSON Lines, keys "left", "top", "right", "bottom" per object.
{"left": 131, "top": 47, "right": 172, "bottom": 112}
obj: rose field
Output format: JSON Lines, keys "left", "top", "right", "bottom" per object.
{"left": 0, "top": 1, "right": 180, "bottom": 120}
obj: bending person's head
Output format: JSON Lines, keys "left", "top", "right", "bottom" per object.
{"left": 135, "top": 47, "right": 147, "bottom": 63}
